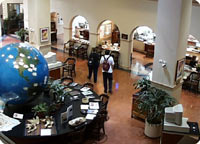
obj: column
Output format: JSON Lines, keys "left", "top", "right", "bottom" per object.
{"left": 120, "top": 40, "right": 131, "bottom": 69}
{"left": 152, "top": 0, "right": 192, "bottom": 100}
{"left": 63, "top": 27, "right": 71, "bottom": 43}
{"left": 24, "top": 0, "right": 51, "bottom": 55}
{"left": 88, "top": 32, "right": 98, "bottom": 53}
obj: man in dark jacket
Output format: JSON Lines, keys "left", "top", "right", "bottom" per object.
{"left": 88, "top": 51, "right": 100, "bottom": 83}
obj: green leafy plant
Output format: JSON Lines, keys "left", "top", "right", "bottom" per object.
{"left": 16, "top": 28, "right": 28, "bottom": 42}
{"left": 133, "top": 77, "right": 151, "bottom": 91}
{"left": 49, "top": 82, "right": 65, "bottom": 103}
{"left": 32, "top": 102, "right": 49, "bottom": 117}
{"left": 135, "top": 78, "right": 177, "bottom": 124}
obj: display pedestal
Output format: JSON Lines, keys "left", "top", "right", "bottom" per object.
{"left": 160, "top": 122, "right": 200, "bottom": 144}
{"left": 49, "top": 67, "right": 61, "bottom": 80}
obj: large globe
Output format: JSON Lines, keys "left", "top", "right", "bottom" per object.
{"left": 0, "top": 43, "right": 49, "bottom": 104}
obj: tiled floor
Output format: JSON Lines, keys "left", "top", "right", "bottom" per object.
{"left": 1, "top": 35, "right": 200, "bottom": 144}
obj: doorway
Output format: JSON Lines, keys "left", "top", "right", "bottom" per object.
{"left": 71, "top": 15, "right": 89, "bottom": 43}
{"left": 97, "top": 20, "right": 120, "bottom": 47}
{"left": 51, "top": 12, "right": 64, "bottom": 50}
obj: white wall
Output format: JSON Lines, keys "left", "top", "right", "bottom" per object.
{"left": 24, "top": 0, "right": 51, "bottom": 54}
{"left": 50, "top": 0, "right": 158, "bottom": 69}
{"left": 51, "top": 0, "right": 157, "bottom": 35}
{"left": 190, "top": 6, "right": 200, "bottom": 39}
{"left": 50, "top": 0, "right": 200, "bottom": 69}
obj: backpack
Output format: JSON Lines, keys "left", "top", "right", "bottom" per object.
{"left": 103, "top": 56, "right": 110, "bottom": 71}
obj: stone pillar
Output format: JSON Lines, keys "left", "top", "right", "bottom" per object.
{"left": 120, "top": 40, "right": 131, "bottom": 70}
{"left": 24, "top": 0, "right": 51, "bottom": 55}
{"left": 152, "top": 0, "right": 192, "bottom": 101}
{"left": 88, "top": 32, "right": 98, "bottom": 53}
{"left": 63, "top": 27, "right": 71, "bottom": 43}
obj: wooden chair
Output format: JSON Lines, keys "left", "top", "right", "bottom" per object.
{"left": 62, "top": 57, "right": 76, "bottom": 77}
{"left": 63, "top": 40, "right": 73, "bottom": 53}
{"left": 60, "top": 76, "right": 73, "bottom": 85}
{"left": 81, "top": 44, "right": 89, "bottom": 59}
{"left": 183, "top": 72, "right": 200, "bottom": 92}
{"left": 83, "top": 82, "right": 94, "bottom": 90}
{"left": 74, "top": 45, "right": 82, "bottom": 58}
{"left": 68, "top": 126, "right": 86, "bottom": 144}
{"left": 68, "top": 40, "right": 75, "bottom": 56}
{"left": 99, "top": 94, "right": 109, "bottom": 111}
{"left": 111, "top": 51, "right": 120, "bottom": 69}
{"left": 86, "top": 110, "right": 107, "bottom": 141}
{"left": 63, "top": 42, "right": 69, "bottom": 53}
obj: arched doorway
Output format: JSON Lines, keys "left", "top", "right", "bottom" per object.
{"left": 130, "top": 26, "right": 155, "bottom": 77}
{"left": 130, "top": 26, "right": 156, "bottom": 54}
{"left": 97, "top": 20, "right": 120, "bottom": 48}
{"left": 51, "top": 12, "right": 64, "bottom": 49}
{"left": 71, "top": 15, "right": 89, "bottom": 43}
{"left": 186, "top": 34, "right": 200, "bottom": 66}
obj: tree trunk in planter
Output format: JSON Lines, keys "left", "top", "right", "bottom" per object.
{"left": 144, "top": 119, "right": 162, "bottom": 138}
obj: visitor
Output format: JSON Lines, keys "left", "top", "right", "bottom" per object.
{"left": 100, "top": 50, "right": 114, "bottom": 94}
{"left": 87, "top": 51, "right": 100, "bottom": 83}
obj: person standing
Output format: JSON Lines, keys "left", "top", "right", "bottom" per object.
{"left": 87, "top": 51, "right": 100, "bottom": 83}
{"left": 100, "top": 50, "right": 114, "bottom": 94}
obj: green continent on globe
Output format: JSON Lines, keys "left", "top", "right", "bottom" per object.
{"left": 15, "top": 46, "right": 39, "bottom": 81}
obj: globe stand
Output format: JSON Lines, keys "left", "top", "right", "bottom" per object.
{"left": 3, "top": 93, "right": 45, "bottom": 117}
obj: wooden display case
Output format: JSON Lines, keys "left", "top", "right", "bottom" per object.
{"left": 51, "top": 22, "right": 57, "bottom": 42}
{"left": 131, "top": 92, "right": 145, "bottom": 119}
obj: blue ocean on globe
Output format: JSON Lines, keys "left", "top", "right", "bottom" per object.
{"left": 0, "top": 43, "right": 49, "bottom": 104}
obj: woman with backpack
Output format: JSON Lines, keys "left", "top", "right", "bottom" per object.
{"left": 87, "top": 51, "right": 100, "bottom": 83}
{"left": 100, "top": 50, "right": 115, "bottom": 94}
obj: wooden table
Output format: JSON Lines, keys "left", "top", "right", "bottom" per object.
{"left": 49, "top": 66, "right": 62, "bottom": 80}
{"left": 3, "top": 82, "right": 101, "bottom": 144}
{"left": 160, "top": 122, "right": 200, "bottom": 144}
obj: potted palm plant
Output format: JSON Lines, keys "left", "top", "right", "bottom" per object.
{"left": 135, "top": 78, "right": 177, "bottom": 138}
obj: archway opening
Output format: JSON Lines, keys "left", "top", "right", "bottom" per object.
{"left": 131, "top": 26, "right": 155, "bottom": 54}
{"left": 97, "top": 20, "right": 120, "bottom": 49}
{"left": 71, "top": 15, "right": 89, "bottom": 43}
{"left": 186, "top": 34, "right": 200, "bottom": 67}
{"left": 130, "top": 26, "right": 155, "bottom": 78}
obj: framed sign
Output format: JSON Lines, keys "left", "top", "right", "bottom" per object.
{"left": 40, "top": 27, "right": 49, "bottom": 42}
{"left": 175, "top": 58, "right": 185, "bottom": 82}
{"left": 121, "top": 33, "right": 128, "bottom": 40}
